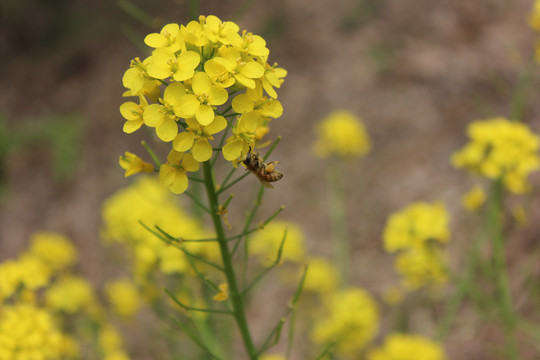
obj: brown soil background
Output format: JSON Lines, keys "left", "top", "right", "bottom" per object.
{"left": 1, "top": 0, "right": 540, "bottom": 359}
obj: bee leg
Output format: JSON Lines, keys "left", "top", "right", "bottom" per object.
{"left": 265, "top": 161, "right": 280, "bottom": 173}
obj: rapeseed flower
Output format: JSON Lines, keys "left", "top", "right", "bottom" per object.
{"left": 25, "top": 232, "right": 78, "bottom": 272}
{"left": 302, "top": 257, "right": 339, "bottom": 294}
{"left": 120, "top": 15, "right": 286, "bottom": 194}
{"left": 313, "top": 110, "right": 371, "bottom": 159}
{"left": 250, "top": 221, "right": 306, "bottom": 263}
{"left": 368, "top": 333, "right": 446, "bottom": 360}
{"left": 105, "top": 279, "right": 142, "bottom": 318}
{"left": 101, "top": 177, "right": 209, "bottom": 276}
{"left": 119, "top": 152, "right": 154, "bottom": 177}
{"left": 45, "top": 276, "right": 96, "bottom": 313}
{"left": 462, "top": 185, "right": 486, "bottom": 212}
{"left": 311, "top": 287, "right": 379, "bottom": 356}
{"left": 383, "top": 202, "right": 450, "bottom": 290}
{"left": 383, "top": 202, "right": 450, "bottom": 252}
{"left": 159, "top": 150, "right": 200, "bottom": 194}
{"left": 0, "top": 304, "right": 64, "bottom": 359}
{"left": 452, "top": 118, "right": 540, "bottom": 194}
{"left": 173, "top": 116, "right": 227, "bottom": 161}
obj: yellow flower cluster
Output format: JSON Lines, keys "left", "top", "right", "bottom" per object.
{"left": 313, "top": 110, "right": 371, "bottom": 159}
{"left": 383, "top": 202, "right": 450, "bottom": 290}
{"left": 0, "top": 232, "right": 78, "bottom": 302}
{"left": 452, "top": 118, "right": 540, "bottom": 194}
{"left": 105, "top": 279, "right": 142, "bottom": 318}
{"left": 102, "top": 177, "right": 212, "bottom": 277}
{"left": 250, "top": 221, "right": 306, "bottom": 263}
{"left": 311, "top": 287, "right": 379, "bottom": 356}
{"left": 0, "top": 304, "right": 64, "bottom": 359}
{"left": 461, "top": 185, "right": 486, "bottom": 212}
{"left": 120, "top": 16, "right": 286, "bottom": 194}
{"left": 368, "top": 333, "right": 446, "bottom": 360}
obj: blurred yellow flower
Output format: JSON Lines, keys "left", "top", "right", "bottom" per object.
{"left": 0, "top": 260, "right": 21, "bottom": 301}
{"left": 45, "top": 276, "right": 95, "bottom": 313}
{"left": 26, "top": 231, "right": 78, "bottom": 272}
{"left": 0, "top": 304, "right": 64, "bottom": 359}
{"left": 302, "top": 257, "right": 339, "bottom": 294}
{"left": 313, "top": 110, "right": 371, "bottom": 159}
{"left": 311, "top": 287, "right": 379, "bottom": 356}
{"left": 260, "top": 355, "right": 286, "bottom": 360}
{"left": 452, "top": 118, "right": 540, "bottom": 194}
{"left": 105, "top": 279, "right": 142, "bottom": 318}
{"left": 368, "top": 333, "right": 446, "bottom": 360}
{"left": 383, "top": 202, "right": 450, "bottom": 252}
{"left": 395, "top": 247, "right": 448, "bottom": 290}
{"left": 250, "top": 221, "right": 306, "bottom": 263}
{"left": 462, "top": 185, "right": 486, "bottom": 212}
{"left": 101, "top": 177, "right": 210, "bottom": 276}
{"left": 529, "top": 0, "right": 540, "bottom": 31}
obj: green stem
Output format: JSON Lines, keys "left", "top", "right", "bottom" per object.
{"left": 202, "top": 161, "right": 258, "bottom": 359}
{"left": 490, "top": 179, "right": 519, "bottom": 360}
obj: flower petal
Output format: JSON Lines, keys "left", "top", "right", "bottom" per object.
{"left": 241, "top": 62, "right": 264, "bottom": 79}
{"left": 181, "top": 153, "right": 200, "bottom": 172}
{"left": 192, "top": 72, "right": 212, "bottom": 95}
{"left": 176, "top": 94, "right": 200, "bottom": 116}
{"left": 173, "top": 131, "right": 195, "bottom": 152}
{"left": 195, "top": 104, "right": 215, "bottom": 126}
{"left": 205, "top": 116, "right": 227, "bottom": 134}
{"left": 156, "top": 118, "right": 178, "bottom": 142}
{"left": 159, "top": 164, "right": 176, "bottom": 186}
{"left": 170, "top": 171, "right": 189, "bottom": 194}
{"left": 223, "top": 138, "right": 244, "bottom": 161}
{"left": 123, "top": 119, "right": 143, "bottom": 134}
{"left": 192, "top": 139, "right": 213, "bottom": 162}
{"left": 207, "top": 85, "right": 228, "bottom": 106}
{"left": 231, "top": 94, "right": 253, "bottom": 114}
{"left": 143, "top": 104, "right": 165, "bottom": 127}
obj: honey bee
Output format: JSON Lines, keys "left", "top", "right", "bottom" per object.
{"left": 242, "top": 149, "right": 283, "bottom": 188}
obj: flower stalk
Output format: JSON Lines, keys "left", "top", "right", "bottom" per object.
{"left": 202, "top": 160, "right": 258, "bottom": 360}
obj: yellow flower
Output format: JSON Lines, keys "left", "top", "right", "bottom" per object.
{"left": 122, "top": 57, "right": 161, "bottom": 102}
{"left": 176, "top": 72, "right": 229, "bottom": 126}
{"left": 232, "top": 83, "right": 283, "bottom": 118}
{"left": 529, "top": 0, "right": 540, "bottom": 31}
{"left": 462, "top": 185, "right": 486, "bottom": 212}
{"left": 395, "top": 247, "right": 448, "bottom": 290}
{"left": 101, "top": 177, "right": 209, "bottom": 276}
{"left": 105, "top": 279, "right": 142, "bottom": 318}
{"left": 119, "top": 152, "right": 154, "bottom": 177}
{"left": 383, "top": 202, "right": 450, "bottom": 252}
{"left": 120, "top": 95, "right": 148, "bottom": 134}
{"left": 250, "top": 221, "right": 306, "bottom": 263}
{"left": 17, "top": 255, "right": 52, "bottom": 290}
{"left": 368, "top": 333, "right": 446, "bottom": 360}
{"left": 159, "top": 150, "right": 200, "bottom": 194}
{"left": 261, "top": 63, "right": 287, "bottom": 99}
{"left": 213, "top": 47, "right": 265, "bottom": 89}
{"left": 0, "top": 260, "right": 21, "bottom": 301}
{"left": 452, "top": 117, "right": 540, "bottom": 194}
{"left": 99, "top": 324, "right": 129, "bottom": 358}
{"left": 144, "top": 23, "right": 184, "bottom": 52}
{"left": 26, "top": 232, "right": 78, "bottom": 272}
{"left": 512, "top": 204, "right": 527, "bottom": 227}
{"left": 311, "top": 287, "right": 379, "bottom": 356}
{"left": 143, "top": 82, "right": 188, "bottom": 142}
{"left": 147, "top": 48, "right": 200, "bottom": 81}
{"left": 313, "top": 110, "right": 371, "bottom": 158}
{"left": 302, "top": 257, "right": 339, "bottom": 294}
{"left": 0, "top": 304, "right": 63, "bottom": 359}
{"left": 260, "top": 355, "right": 285, "bottom": 360}
{"left": 173, "top": 116, "right": 227, "bottom": 162}
{"left": 212, "top": 283, "right": 229, "bottom": 301}
{"left": 45, "top": 276, "right": 95, "bottom": 313}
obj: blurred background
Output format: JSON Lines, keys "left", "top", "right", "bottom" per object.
{"left": 1, "top": 0, "right": 540, "bottom": 358}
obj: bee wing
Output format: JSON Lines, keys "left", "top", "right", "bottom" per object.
{"left": 257, "top": 177, "right": 274, "bottom": 189}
